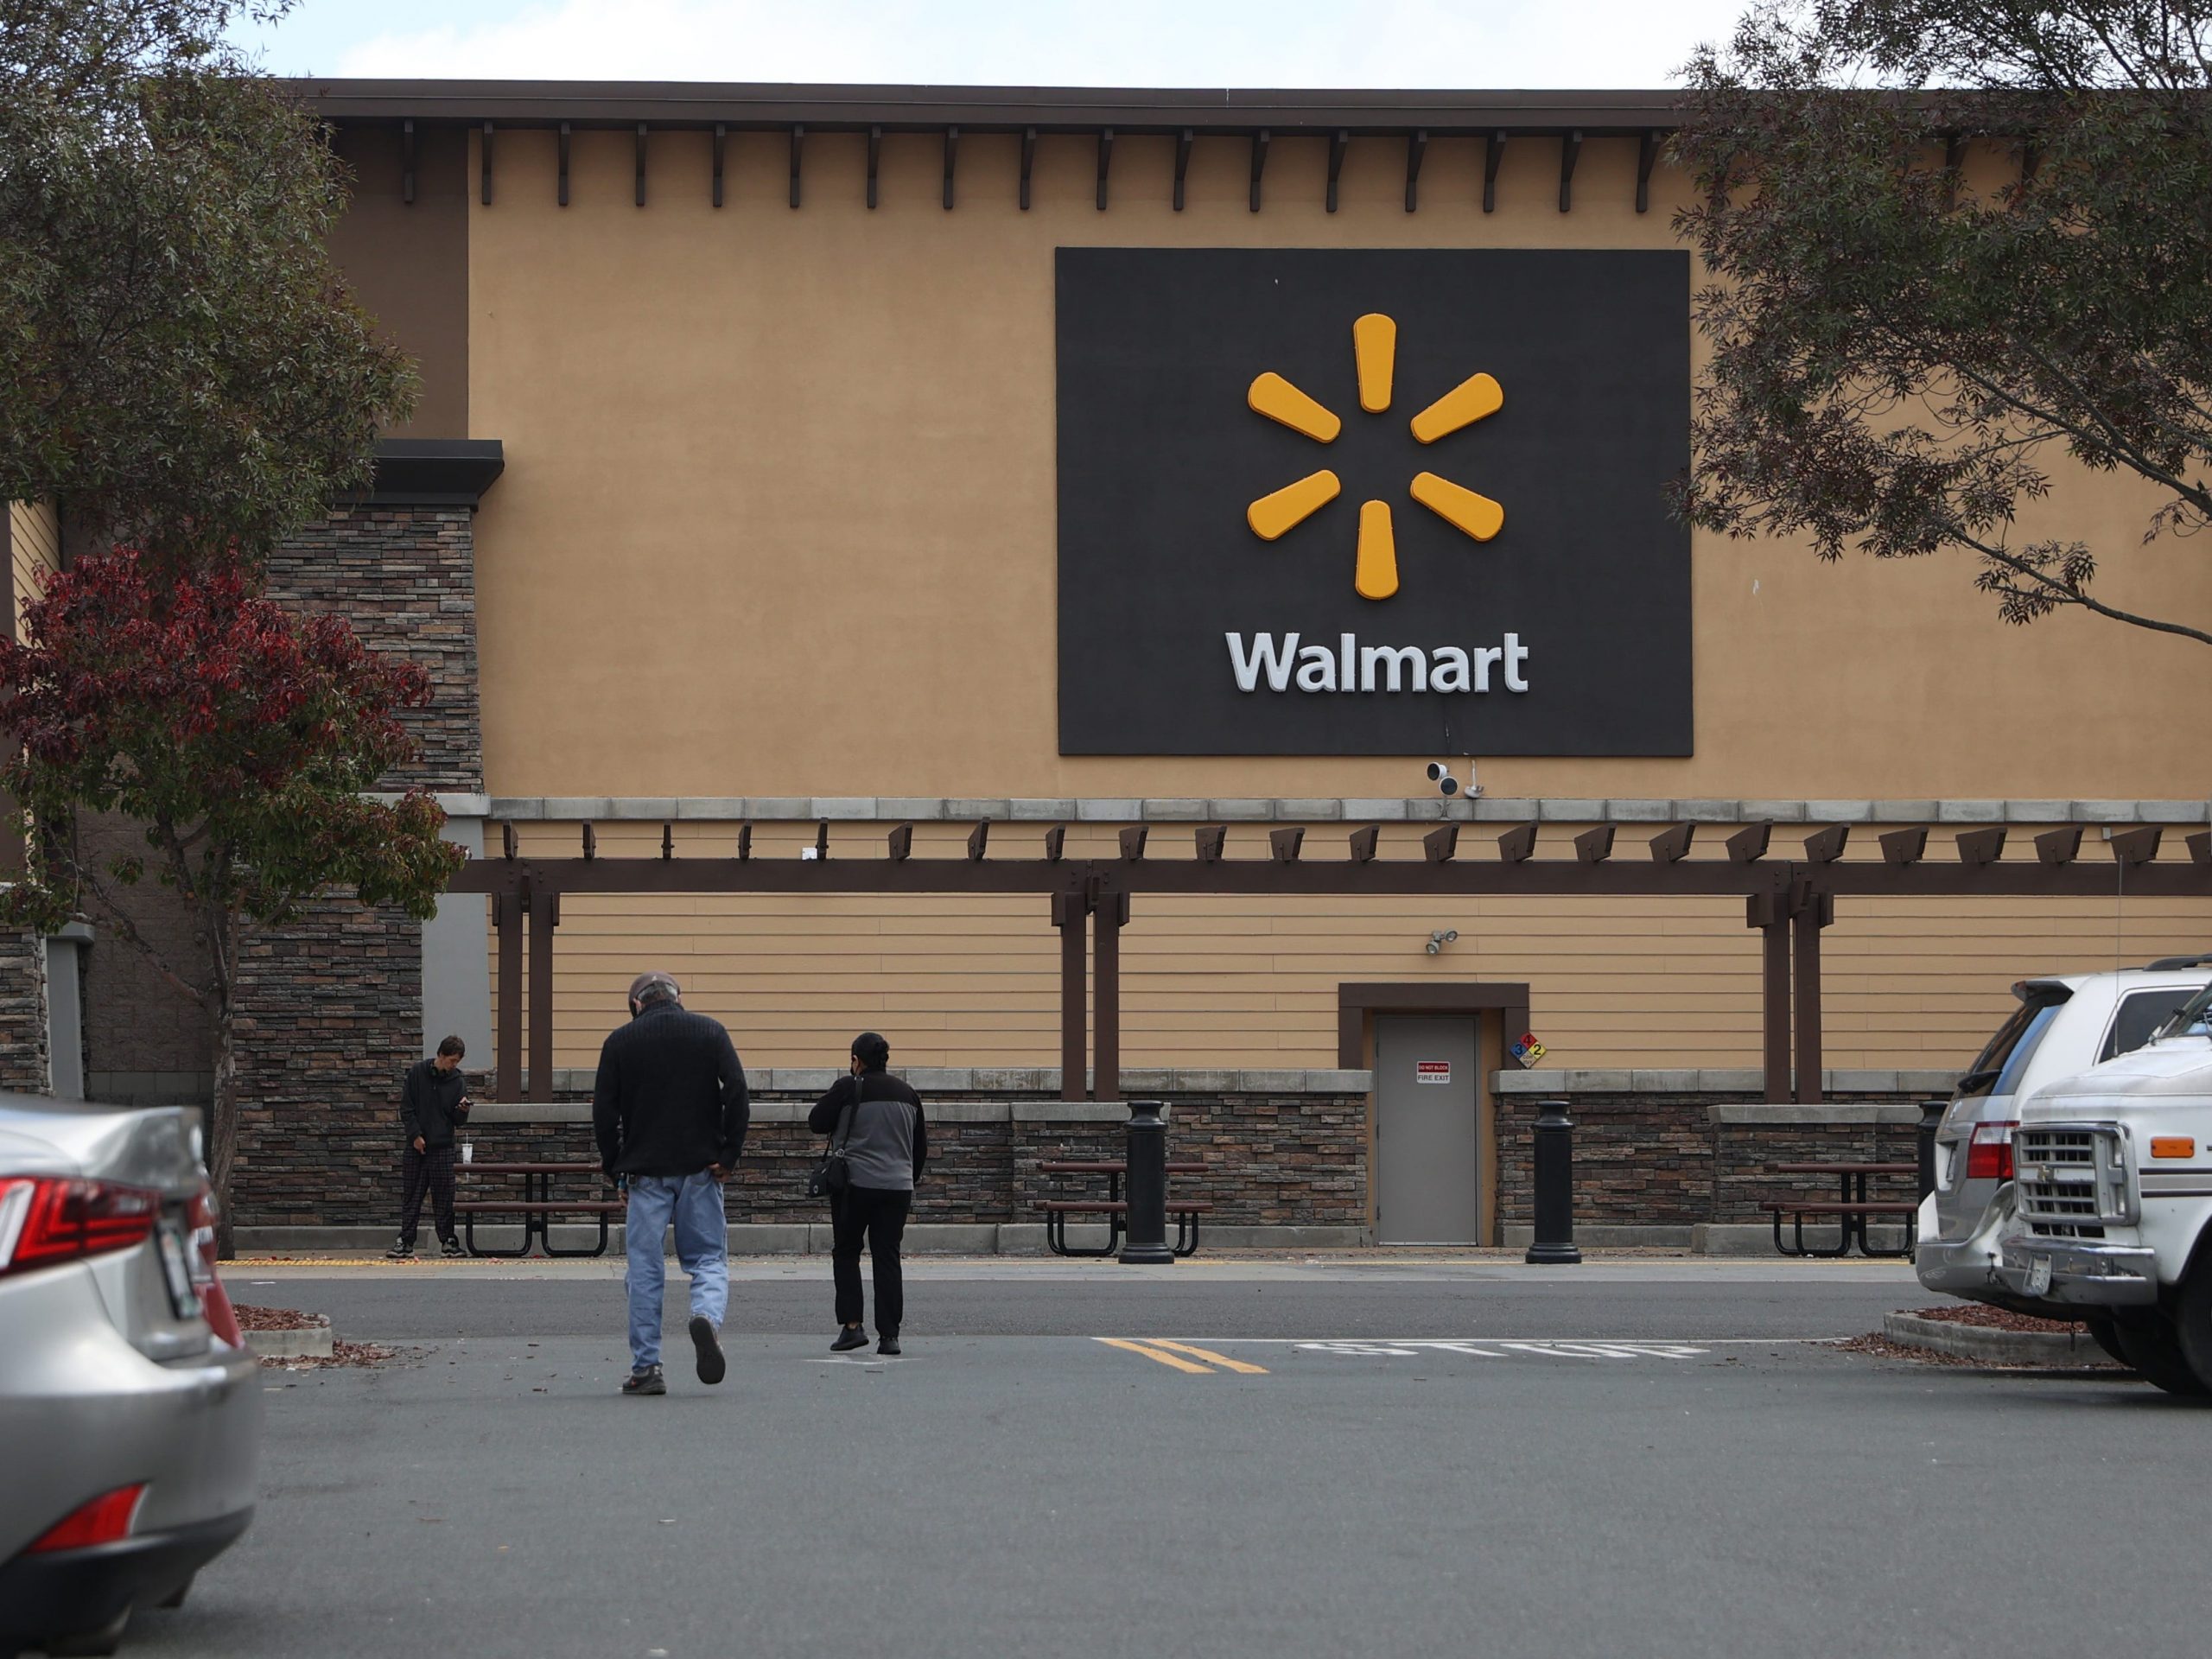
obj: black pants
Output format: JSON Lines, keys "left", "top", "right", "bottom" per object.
{"left": 830, "top": 1185, "right": 912, "bottom": 1337}
{"left": 399, "top": 1143, "right": 456, "bottom": 1248}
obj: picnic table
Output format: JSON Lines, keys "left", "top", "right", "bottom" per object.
{"left": 454, "top": 1161, "right": 624, "bottom": 1258}
{"left": 1761, "top": 1161, "right": 1920, "bottom": 1260}
{"left": 1036, "top": 1160, "right": 1211, "bottom": 1258}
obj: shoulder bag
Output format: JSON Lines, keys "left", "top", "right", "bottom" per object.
{"left": 806, "top": 1081, "right": 861, "bottom": 1198}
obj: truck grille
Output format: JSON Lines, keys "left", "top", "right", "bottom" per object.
{"left": 2016, "top": 1126, "right": 2133, "bottom": 1235}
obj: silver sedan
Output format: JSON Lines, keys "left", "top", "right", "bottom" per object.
{"left": 0, "top": 1095, "right": 262, "bottom": 1657}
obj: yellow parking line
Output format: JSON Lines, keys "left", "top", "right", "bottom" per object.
{"left": 1147, "top": 1340, "right": 1269, "bottom": 1376}
{"left": 1096, "top": 1338, "right": 1217, "bottom": 1374}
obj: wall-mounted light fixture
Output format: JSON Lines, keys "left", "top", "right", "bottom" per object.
{"left": 1426, "top": 928, "right": 1459, "bottom": 956}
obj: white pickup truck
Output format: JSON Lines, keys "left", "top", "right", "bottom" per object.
{"left": 1991, "top": 985, "right": 2212, "bottom": 1395}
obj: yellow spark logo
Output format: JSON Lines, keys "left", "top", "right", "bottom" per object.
{"left": 1245, "top": 313, "right": 1504, "bottom": 601}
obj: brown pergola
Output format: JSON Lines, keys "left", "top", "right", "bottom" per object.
{"left": 451, "top": 817, "right": 2209, "bottom": 1105}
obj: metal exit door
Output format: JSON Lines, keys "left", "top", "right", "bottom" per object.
{"left": 1374, "top": 1014, "right": 1483, "bottom": 1243}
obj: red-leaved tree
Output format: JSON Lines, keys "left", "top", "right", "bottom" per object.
{"left": 0, "top": 550, "right": 465, "bottom": 1249}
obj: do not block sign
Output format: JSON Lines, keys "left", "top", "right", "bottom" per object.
{"left": 1415, "top": 1061, "right": 1451, "bottom": 1085}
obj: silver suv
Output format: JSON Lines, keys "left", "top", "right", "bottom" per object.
{"left": 1916, "top": 959, "right": 2212, "bottom": 1306}
{"left": 0, "top": 1095, "right": 262, "bottom": 1656}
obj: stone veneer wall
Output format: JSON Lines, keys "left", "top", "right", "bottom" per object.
{"left": 267, "top": 1084, "right": 1370, "bottom": 1230}
{"left": 0, "top": 930, "right": 48, "bottom": 1094}
{"left": 1492, "top": 1092, "right": 1931, "bottom": 1230}
{"left": 227, "top": 504, "right": 481, "bottom": 1225}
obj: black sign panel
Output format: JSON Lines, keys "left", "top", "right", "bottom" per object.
{"left": 1055, "top": 248, "right": 1692, "bottom": 755}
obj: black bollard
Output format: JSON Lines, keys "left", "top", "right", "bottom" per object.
{"left": 1916, "top": 1098, "right": 1946, "bottom": 1201}
{"left": 1524, "top": 1100, "right": 1582, "bottom": 1265}
{"left": 1118, "top": 1100, "right": 1175, "bottom": 1265}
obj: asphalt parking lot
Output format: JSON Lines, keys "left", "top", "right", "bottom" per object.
{"left": 104, "top": 1259, "right": 2212, "bottom": 1659}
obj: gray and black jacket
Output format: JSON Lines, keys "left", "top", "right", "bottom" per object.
{"left": 808, "top": 1071, "right": 927, "bottom": 1192}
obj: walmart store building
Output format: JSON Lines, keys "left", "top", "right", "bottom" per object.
{"left": 12, "top": 82, "right": 2212, "bottom": 1249}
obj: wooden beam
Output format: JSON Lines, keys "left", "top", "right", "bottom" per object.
{"left": 867, "top": 124, "right": 881, "bottom": 208}
{"left": 2190, "top": 831, "right": 2212, "bottom": 870}
{"left": 1196, "top": 824, "right": 1227, "bottom": 863}
{"left": 1249, "top": 129, "right": 1269, "bottom": 212}
{"left": 1792, "top": 889, "right": 1829, "bottom": 1104}
{"left": 480, "top": 121, "right": 494, "bottom": 206}
{"left": 1044, "top": 824, "right": 1067, "bottom": 862}
{"left": 944, "top": 125, "right": 959, "bottom": 210}
{"left": 1803, "top": 824, "right": 1849, "bottom": 863}
{"left": 1119, "top": 826, "right": 1147, "bottom": 862}
{"left": 1020, "top": 126, "right": 1036, "bottom": 210}
{"left": 1648, "top": 823, "right": 1694, "bottom": 863}
{"left": 1095, "top": 127, "right": 1112, "bottom": 210}
{"left": 1573, "top": 825, "right": 1614, "bottom": 865}
{"left": 1052, "top": 887, "right": 1086, "bottom": 1103}
{"left": 1483, "top": 129, "right": 1504, "bottom": 213}
{"left": 711, "top": 124, "right": 724, "bottom": 207}
{"left": 1423, "top": 824, "right": 1459, "bottom": 864}
{"left": 1726, "top": 822, "right": 1771, "bottom": 864}
{"left": 1636, "top": 128, "right": 1659, "bottom": 213}
{"left": 635, "top": 123, "right": 648, "bottom": 207}
{"left": 1956, "top": 827, "right": 2006, "bottom": 867}
{"left": 1173, "top": 127, "right": 1192, "bottom": 211}
{"left": 402, "top": 118, "right": 416, "bottom": 205}
{"left": 1270, "top": 827, "right": 1305, "bottom": 863}
{"left": 966, "top": 821, "right": 989, "bottom": 861}
{"left": 736, "top": 823, "right": 752, "bottom": 861}
{"left": 1326, "top": 129, "right": 1348, "bottom": 212}
{"left": 2113, "top": 826, "right": 2164, "bottom": 867}
{"left": 2036, "top": 826, "right": 2082, "bottom": 866}
{"left": 500, "top": 822, "right": 518, "bottom": 861}
{"left": 789, "top": 124, "right": 804, "bottom": 207}
{"left": 659, "top": 823, "right": 673, "bottom": 861}
{"left": 1405, "top": 128, "right": 1426, "bottom": 212}
{"left": 812, "top": 821, "right": 830, "bottom": 861}
{"left": 1498, "top": 823, "right": 1538, "bottom": 862}
{"left": 1558, "top": 128, "right": 1581, "bottom": 212}
{"left": 581, "top": 823, "right": 597, "bottom": 861}
{"left": 1349, "top": 825, "right": 1379, "bottom": 863}
{"left": 526, "top": 887, "right": 557, "bottom": 1103}
{"left": 1880, "top": 826, "right": 1929, "bottom": 867}
{"left": 557, "top": 121, "right": 570, "bottom": 206}
{"left": 887, "top": 823, "right": 914, "bottom": 861}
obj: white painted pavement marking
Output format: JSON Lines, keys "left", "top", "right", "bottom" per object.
{"left": 1287, "top": 1339, "right": 1713, "bottom": 1361}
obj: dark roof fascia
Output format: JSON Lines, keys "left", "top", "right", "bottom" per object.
{"left": 290, "top": 80, "right": 1685, "bottom": 137}
{"left": 346, "top": 439, "right": 505, "bottom": 508}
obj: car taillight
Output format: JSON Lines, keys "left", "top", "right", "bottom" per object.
{"left": 0, "top": 1178, "right": 159, "bottom": 1276}
{"left": 186, "top": 1185, "right": 242, "bottom": 1345}
{"left": 26, "top": 1484, "right": 147, "bottom": 1553}
{"left": 1966, "top": 1122, "right": 2018, "bottom": 1182}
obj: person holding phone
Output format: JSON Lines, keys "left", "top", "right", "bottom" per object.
{"left": 387, "top": 1034, "right": 473, "bottom": 1260}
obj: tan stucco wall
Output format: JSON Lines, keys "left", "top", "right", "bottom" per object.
{"left": 462, "top": 126, "right": 2212, "bottom": 805}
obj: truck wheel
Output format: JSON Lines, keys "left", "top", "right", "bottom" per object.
{"left": 2083, "top": 1315, "right": 2132, "bottom": 1369}
{"left": 2118, "top": 1318, "right": 2209, "bottom": 1397}
{"left": 2175, "top": 1268, "right": 2212, "bottom": 1391}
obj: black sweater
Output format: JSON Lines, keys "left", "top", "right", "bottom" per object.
{"left": 591, "top": 1001, "right": 752, "bottom": 1178}
{"left": 400, "top": 1059, "right": 470, "bottom": 1148}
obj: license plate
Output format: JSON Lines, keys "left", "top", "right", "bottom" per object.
{"left": 2024, "top": 1254, "right": 2054, "bottom": 1297}
{"left": 156, "top": 1221, "right": 197, "bottom": 1319}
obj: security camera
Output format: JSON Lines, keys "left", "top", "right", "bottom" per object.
{"left": 1425, "top": 761, "right": 1480, "bottom": 798}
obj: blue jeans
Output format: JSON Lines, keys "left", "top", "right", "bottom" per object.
{"left": 623, "top": 1173, "right": 729, "bottom": 1370}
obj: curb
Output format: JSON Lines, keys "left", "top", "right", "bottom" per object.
{"left": 245, "top": 1317, "right": 334, "bottom": 1360}
{"left": 1881, "top": 1311, "right": 2112, "bottom": 1366}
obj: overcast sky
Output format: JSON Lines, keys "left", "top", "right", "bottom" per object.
{"left": 236, "top": 0, "right": 1749, "bottom": 86}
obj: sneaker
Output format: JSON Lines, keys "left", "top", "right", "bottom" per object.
{"left": 439, "top": 1239, "right": 467, "bottom": 1258}
{"left": 621, "top": 1365, "right": 666, "bottom": 1396}
{"left": 384, "top": 1240, "right": 416, "bottom": 1261}
{"left": 830, "top": 1326, "right": 868, "bottom": 1353}
{"left": 690, "top": 1315, "right": 727, "bottom": 1385}
{"left": 877, "top": 1336, "right": 902, "bottom": 1357}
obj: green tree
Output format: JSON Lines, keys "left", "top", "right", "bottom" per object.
{"left": 0, "top": 0, "right": 414, "bottom": 561}
{"left": 0, "top": 2, "right": 457, "bottom": 1249}
{"left": 1674, "top": 1, "right": 2212, "bottom": 645}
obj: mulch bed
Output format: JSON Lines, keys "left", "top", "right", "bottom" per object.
{"left": 1904, "top": 1303, "right": 2093, "bottom": 1334}
{"left": 231, "top": 1303, "right": 326, "bottom": 1332}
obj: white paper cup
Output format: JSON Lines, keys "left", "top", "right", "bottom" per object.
{"left": 461, "top": 1143, "right": 474, "bottom": 1164}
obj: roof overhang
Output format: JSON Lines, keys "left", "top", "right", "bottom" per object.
{"left": 354, "top": 439, "right": 505, "bottom": 508}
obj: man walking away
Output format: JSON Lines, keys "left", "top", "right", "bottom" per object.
{"left": 810, "top": 1032, "right": 926, "bottom": 1356}
{"left": 388, "top": 1035, "right": 472, "bottom": 1260}
{"left": 594, "top": 971, "right": 750, "bottom": 1395}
